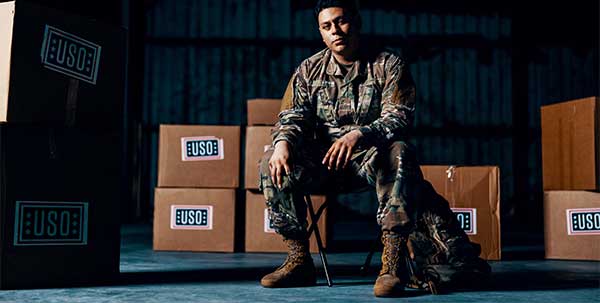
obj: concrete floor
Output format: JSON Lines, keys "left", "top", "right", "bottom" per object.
{"left": 0, "top": 225, "right": 598, "bottom": 302}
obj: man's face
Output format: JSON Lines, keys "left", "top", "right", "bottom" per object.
{"left": 318, "top": 7, "right": 359, "bottom": 58}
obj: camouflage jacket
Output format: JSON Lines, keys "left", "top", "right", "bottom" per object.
{"left": 272, "top": 47, "right": 416, "bottom": 148}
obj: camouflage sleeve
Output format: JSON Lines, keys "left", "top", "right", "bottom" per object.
{"left": 359, "top": 56, "right": 416, "bottom": 145}
{"left": 271, "top": 65, "right": 315, "bottom": 148}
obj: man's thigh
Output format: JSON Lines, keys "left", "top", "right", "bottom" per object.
{"left": 259, "top": 143, "right": 331, "bottom": 193}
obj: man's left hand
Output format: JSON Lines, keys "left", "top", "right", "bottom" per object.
{"left": 322, "top": 130, "right": 363, "bottom": 171}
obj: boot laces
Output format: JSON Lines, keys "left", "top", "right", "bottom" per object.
{"left": 380, "top": 231, "right": 407, "bottom": 276}
{"left": 280, "top": 238, "right": 310, "bottom": 270}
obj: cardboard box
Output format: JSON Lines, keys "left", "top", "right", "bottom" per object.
{"left": 0, "top": 125, "right": 122, "bottom": 289}
{"left": 544, "top": 191, "right": 600, "bottom": 261}
{"left": 0, "top": 1, "right": 126, "bottom": 129}
{"left": 244, "top": 126, "right": 273, "bottom": 189}
{"left": 421, "top": 165, "right": 501, "bottom": 260}
{"left": 541, "top": 96, "right": 599, "bottom": 190}
{"left": 245, "top": 191, "right": 327, "bottom": 253}
{"left": 158, "top": 125, "right": 240, "bottom": 188}
{"left": 153, "top": 188, "right": 236, "bottom": 252}
{"left": 247, "top": 99, "right": 281, "bottom": 126}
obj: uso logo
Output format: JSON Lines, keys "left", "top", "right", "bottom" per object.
{"left": 41, "top": 25, "right": 101, "bottom": 84}
{"left": 567, "top": 208, "right": 600, "bottom": 235}
{"left": 170, "top": 205, "right": 213, "bottom": 230}
{"left": 181, "top": 136, "right": 224, "bottom": 161}
{"left": 13, "top": 201, "right": 88, "bottom": 246}
{"left": 451, "top": 208, "right": 477, "bottom": 235}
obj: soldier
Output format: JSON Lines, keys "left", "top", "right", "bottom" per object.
{"left": 258, "top": 0, "right": 490, "bottom": 297}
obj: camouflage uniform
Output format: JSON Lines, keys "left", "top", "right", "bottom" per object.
{"left": 259, "top": 47, "right": 490, "bottom": 286}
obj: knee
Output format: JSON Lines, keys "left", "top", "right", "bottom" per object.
{"left": 386, "top": 141, "right": 418, "bottom": 173}
{"left": 258, "top": 149, "right": 298, "bottom": 193}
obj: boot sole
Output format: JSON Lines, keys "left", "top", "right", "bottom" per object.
{"left": 260, "top": 280, "right": 316, "bottom": 288}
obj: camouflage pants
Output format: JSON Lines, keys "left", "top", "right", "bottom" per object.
{"left": 259, "top": 141, "right": 490, "bottom": 285}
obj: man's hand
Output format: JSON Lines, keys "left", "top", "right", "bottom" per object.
{"left": 322, "top": 130, "right": 363, "bottom": 171}
{"left": 269, "top": 140, "right": 292, "bottom": 189}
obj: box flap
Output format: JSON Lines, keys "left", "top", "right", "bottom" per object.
{"left": 0, "top": 1, "right": 15, "bottom": 121}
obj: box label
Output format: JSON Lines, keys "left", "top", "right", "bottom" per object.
{"left": 451, "top": 208, "right": 477, "bottom": 235}
{"left": 181, "top": 136, "right": 224, "bottom": 161}
{"left": 567, "top": 208, "right": 600, "bottom": 235}
{"left": 13, "top": 201, "right": 88, "bottom": 246}
{"left": 41, "top": 25, "right": 102, "bottom": 85}
{"left": 171, "top": 205, "right": 213, "bottom": 230}
{"left": 264, "top": 208, "right": 276, "bottom": 233}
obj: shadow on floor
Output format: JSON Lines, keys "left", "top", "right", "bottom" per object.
{"left": 117, "top": 264, "right": 378, "bottom": 286}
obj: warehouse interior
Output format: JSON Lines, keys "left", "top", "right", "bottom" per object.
{"left": 0, "top": 0, "right": 598, "bottom": 302}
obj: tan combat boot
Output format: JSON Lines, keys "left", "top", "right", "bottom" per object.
{"left": 373, "top": 231, "right": 409, "bottom": 297}
{"left": 260, "top": 238, "right": 316, "bottom": 288}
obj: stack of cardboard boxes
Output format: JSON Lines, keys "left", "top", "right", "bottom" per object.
{"left": 244, "top": 99, "right": 328, "bottom": 253}
{"left": 541, "top": 96, "right": 600, "bottom": 261}
{"left": 0, "top": 1, "right": 126, "bottom": 288}
{"left": 153, "top": 125, "right": 241, "bottom": 252}
{"left": 152, "top": 99, "right": 328, "bottom": 253}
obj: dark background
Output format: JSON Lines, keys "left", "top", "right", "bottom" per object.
{"left": 8, "top": 0, "right": 600, "bottom": 246}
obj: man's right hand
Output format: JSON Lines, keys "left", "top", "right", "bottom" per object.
{"left": 269, "top": 140, "right": 292, "bottom": 189}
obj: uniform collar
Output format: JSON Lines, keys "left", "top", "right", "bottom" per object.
{"left": 325, "top": 49, "right": 366, "bottom": 82}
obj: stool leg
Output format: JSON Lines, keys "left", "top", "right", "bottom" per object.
{"left": 306, "top": 203, "right": 327, "bottom": 235}
{"left": 360, "top": 230, "right": 382, "bottom": 276}
{"left": 305, "top": 195, "right": 333, "bottom": 287}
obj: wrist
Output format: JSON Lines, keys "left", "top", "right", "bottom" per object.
{"left": 357, "top": 126, "right": 374, "bottom": 146}
{"left": 351, "top": 129, "right": 364, "bottom": 138}
{"left": 274, "top": 140, "right": 290, "bottom": 149}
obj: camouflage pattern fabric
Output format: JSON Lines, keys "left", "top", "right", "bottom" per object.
{"left": 262, "top": 47, "right": 490, "bottom": 287}
{"left": 259, "top": 140, "right": 421, "bottom": 239}
{"left": 272, "top": 47, "right": 416, "bottom": 148}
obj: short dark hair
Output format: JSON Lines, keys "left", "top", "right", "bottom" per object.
{"left": 314, "top": 0, "right": 360, "bottom": 22}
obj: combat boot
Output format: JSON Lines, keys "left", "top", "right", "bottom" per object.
{"left": 260, "top": 238, "right": 316, "bottom": 288}
{"left": 373, "top": 231, "right": 409, "bottom": 297}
